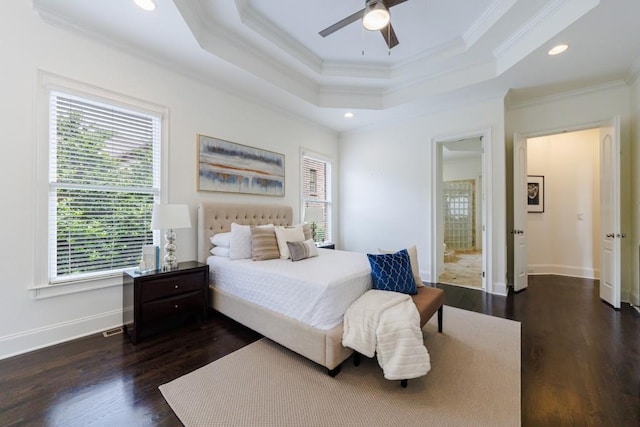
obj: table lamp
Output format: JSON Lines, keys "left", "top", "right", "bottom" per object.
{"left": 151, "top": 204, "right": 191, "bottom": 271}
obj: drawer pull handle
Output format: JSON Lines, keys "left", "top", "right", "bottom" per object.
{"left": 174, "top": 304, "right": 179, "bottom": 309}
{"left": 174, "top": 285, "right": 179, "bottom": 289}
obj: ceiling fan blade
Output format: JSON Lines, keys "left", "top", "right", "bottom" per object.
{"left": 383, "top": 0, "right": 409, "bottom": 8}
{"left": 380, "top": 23, "right": 399, "bottom": 49}
{"left": 319, "top": 8, "right": 365, "bottom": 38}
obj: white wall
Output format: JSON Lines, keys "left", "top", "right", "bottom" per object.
{"left": 339, "top": 98, "right": 507, "bottom": 295}
{"left": 0, "top": 2, "right": 338, "bottom": 359}
{"left": 526, "top": 130, "right": 600, "bottom": 278}
{"left": 506, "top": 83, "right": 634, "bottom": 301}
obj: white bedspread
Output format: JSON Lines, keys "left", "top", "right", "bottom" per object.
{"left": 342, "top": 290, "right": 431, "bottom": 380}
{"left": 207, "top": 249, "right": 372, "bottom": 330}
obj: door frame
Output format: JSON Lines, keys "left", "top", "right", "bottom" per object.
{"left": 431, "top": 128, "right": 492, "bottom": 293}
{"left": 512, "top": 118, "right": 621, "bottom": 306}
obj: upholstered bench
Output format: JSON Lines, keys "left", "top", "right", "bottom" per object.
{"left": 412, "top": 285, "right": 445, "bottom": 331}
{"left": 352, "top": 285, "right": 445, "bottom": 387}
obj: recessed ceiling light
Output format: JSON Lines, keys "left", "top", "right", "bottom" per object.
{"left": 548, "top": 44, "right": 568, "bottom": 56}
{"left": 344, "top": 112, "right": 354, "bottom": 118}
{"left": 134, "top": 0, "right": 156, "bottom": 11}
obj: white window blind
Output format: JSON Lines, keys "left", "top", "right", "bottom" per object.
{"left": 302, "top": 154, "right": 332, "bottom": 243}
{"left": 48, "top": 91, "right": 161, "bottom": 283}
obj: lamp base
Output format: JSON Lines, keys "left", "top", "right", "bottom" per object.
{"left": 162, "top": 229, "right": 178, "bottom": 271}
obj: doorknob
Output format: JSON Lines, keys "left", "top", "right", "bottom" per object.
{"left": 616, "top": 233, "right": 627, "bottom": 238}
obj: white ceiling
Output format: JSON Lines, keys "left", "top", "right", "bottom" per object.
{"left": 33, "top": 0, "right": 640, "bottom": 133}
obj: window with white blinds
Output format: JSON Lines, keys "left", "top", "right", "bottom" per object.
{"left": 48, "top": 90, "right": 161, "bottom": 283}
{"left": 301, "top": 153, "right": 332, "bottom": 243}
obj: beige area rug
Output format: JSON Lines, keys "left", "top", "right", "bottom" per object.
{"left": 160, "top": 306, "right": 521, "bottom": 427}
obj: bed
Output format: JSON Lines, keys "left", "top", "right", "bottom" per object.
{"left": 197, "top": 202, "right": 372, "bottom": 374}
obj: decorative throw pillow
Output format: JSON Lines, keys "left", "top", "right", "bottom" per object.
{"left": 378, "top": 245, "right": 423, "bottom": 287}
{"left": 210, "top": 246, "right": 230, "bottom": 257}
{"left": 250, "top": 225, "right": 280, "bottom": 261}
{"left": 210, "top": 232, "right": 231, "bottom": 248}
{"left": 286, "top": 239, "right": 319, "bottom": 261}
{"left": 274, "top": 225, "right": 305, "bottom": 259}
{"left": 229, "top": 223, "right": 272, "bottom": 260}
{"left": 367, "top": 249, "right": 418, "bottom": 295}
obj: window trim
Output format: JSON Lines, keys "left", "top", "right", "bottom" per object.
{"left": 33, "top": 71, "right": 168, "bottom": 299}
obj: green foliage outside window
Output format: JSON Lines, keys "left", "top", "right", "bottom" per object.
{"left": 53, "top": 105, "right": 156, "bottom": 277}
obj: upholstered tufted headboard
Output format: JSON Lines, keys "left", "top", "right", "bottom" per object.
{"left": 197, "top": 202, "right": 293, "bottom": 263}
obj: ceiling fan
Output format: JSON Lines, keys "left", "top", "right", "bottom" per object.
{"left": 318, "top": 0, "right": 408, "bottom": 49}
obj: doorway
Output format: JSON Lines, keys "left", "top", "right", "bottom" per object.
{"left": 434, "top": 135, "right": 486, "bottom": 290}
{"left": 512, "top": 119, "right": 622, "bottom": 308}
{"left": 526, "top": 129, "right": 600, "bottom": 280}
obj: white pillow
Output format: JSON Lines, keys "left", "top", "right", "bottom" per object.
{"left": 378, "top": 245, "right": 423, "bottom": 287}
{"left": 274, "top": 225, "right": 305, "bottom": 259}
{"left": 210, "top": 232, "right": 231, "bottom": 248}
{"left": 229, "top": 223, "right": 273, "bottom": 260}
{"left": 229, "top": 223, "right": 252, "bottom": 260}
{"left": 210, "top": 246, "right": 230, "bottom": 257}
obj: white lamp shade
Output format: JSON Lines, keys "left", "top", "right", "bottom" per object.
{"left": 151, "top": 204, "right": 191, "bottom": 230}
{"left": 304, "top": 207, "right": 324, "bottom": 223}
{"left": 363, "top": 0, "right": 390, "bottom": 31}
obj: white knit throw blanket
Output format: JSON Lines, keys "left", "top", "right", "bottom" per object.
{"left": 342, "top": 290, "right": 430, "bottom": 380}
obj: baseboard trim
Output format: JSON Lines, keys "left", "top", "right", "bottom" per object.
{"left": 493, "top": 281, "right": 508, "bottom": 296}
{"left": 528, "top": 264, "right": 599, "bottom": 279}
{"left": 0, "top": 309, "right": 124, "bottom": 361}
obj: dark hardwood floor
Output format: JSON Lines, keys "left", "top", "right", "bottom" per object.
{"left": 1, "top": 275, "right": 638, "bottom": 426}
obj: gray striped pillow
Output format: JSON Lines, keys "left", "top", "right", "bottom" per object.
{"left": 286, "top": 239, "right": 318, "bottom": 262}
{"left": 250, "top": 226, "right": 280, "bottom": 261}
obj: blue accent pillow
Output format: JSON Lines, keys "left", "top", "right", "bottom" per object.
{"left": 366, "top": 249, "right": 418, "bottom": 295}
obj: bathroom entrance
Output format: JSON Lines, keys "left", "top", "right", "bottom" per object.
{"left": 433, "top": 134, "right": 487, "bottom": 290}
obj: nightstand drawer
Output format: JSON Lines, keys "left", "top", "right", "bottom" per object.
{"left": 140, "top": 291, "right": 203, "bottom": 323}
{"left": 140, "top": 272, "right": 204, "bottom": 303}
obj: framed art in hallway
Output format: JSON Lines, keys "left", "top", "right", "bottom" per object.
{"left": 197, "top": 134, "right": 285, "bottom": 196}
{"left": 527, "top": 175, "right": 544, "bottom": 213}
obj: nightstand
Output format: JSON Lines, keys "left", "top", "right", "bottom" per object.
{"left": 317, "top": 242, "right": 335, "bottom": 250}
{"left": 123, "top": 261, "right": 208, "bottom": 344}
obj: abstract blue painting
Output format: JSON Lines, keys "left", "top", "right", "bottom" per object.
{"left": 197, "top": 135, "right": 285, "bottom": 196}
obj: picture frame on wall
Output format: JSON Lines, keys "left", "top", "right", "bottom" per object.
{"left": 197, "top": 134, "right": 285, "bottom": 196}
{"left": 527, "top": 175, "right": 544, "bottom": 213}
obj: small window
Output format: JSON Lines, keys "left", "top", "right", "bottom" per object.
{"left": 47, "top": 90, "right": 161, "bottom": 283}
{"left": 302, "top": 153, "right": 332, "bottom": 243}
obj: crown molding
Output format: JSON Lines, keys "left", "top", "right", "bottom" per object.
{"left": 505, "top": 79, "right": 627, "bottom": 110}
{"left": 464, "top": 0, "right": 518, "bottom": 48}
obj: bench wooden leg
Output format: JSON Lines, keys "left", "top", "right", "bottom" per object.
{"left": 353, "top": 351, "right": 361, "bottom": 366}
{"left": 438, "top": 306, "right": 443, "bottom": 333}
{"left": 400, "top": 379, "right": 408, "bottom": 388}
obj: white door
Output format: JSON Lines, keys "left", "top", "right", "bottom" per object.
{"left": 513, "top": 133, "right": 528, "bottom": 292}
{"left": 599, "top": 118, "right": 621, "bottom": 308}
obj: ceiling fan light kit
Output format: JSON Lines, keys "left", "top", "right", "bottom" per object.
{"left": 363, "top": 0, "right": 390, "bottom": 31}
{"left": 318, "top": 0, "right": 407, "bottom": 50}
